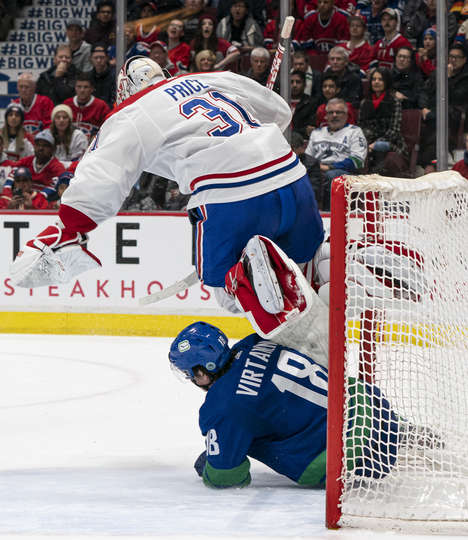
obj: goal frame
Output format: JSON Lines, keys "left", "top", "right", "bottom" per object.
{"left": 325, "top": 174, "right": 468, "bottom": 534}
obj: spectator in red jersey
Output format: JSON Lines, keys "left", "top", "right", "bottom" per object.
{"left": 63, "top": 72, "right": 111, "bottom": 139}
{"left": 291, "top": 51, "right": 322, "bottom": 98}
{"left": 13, "top": 72, "right": 54, "bottom": 135}
{"left": 452, "top": 134, "right": 468, "bottom": 180}
{"left": 370, "top": 8, "right": 412, "bottom": 70}
{"left": 149, "top": 40, "right": 179, "bottom": 76}
{"left": 190, "top": 14, "right": 240, "bottom": 71}
{"left": 296, "top": 0, "right": 356, "bottom": 18}
{"left": 294, "top": 0, "right": 350, "bottom": 58}
{"left": 50, "top": 104, "right": 88, "bottom": 167}
{"left": 66, "top": 19, "right": 92, "bottom": 73}
{"left": 193, "top": 49, "right": 218, "bottom": 71}
{"left": 324, "top": 46, "right": 362, "bottom": 109}
{"left": 263, "top": 0, "right": 303, "bottom": 52}
{"left": 337, "top": 15, "right": 373, "bottom": 73}
{"left": 243, "top": 46, "right": 270, "bottom": 86}
{"left": 216, "top": 0, "right": 264, "bottom": 55}
{"left": 135, "top": 1, "right": 160, "bottom": 46}
{"left": 314, "top": 73, "right": 357, "bottom": 126}
{"left": 1, "top": 103, "right": 34, "bottom": 161}
{"left": 2, "top": 166, "right": 49, "bottom": 211}
{"left": 36, "top": 44, "right": 79, "bottom": 105}
{"left": 0, "top": 130, "right": 65, "bottom": 207}
{"left": 416, "top": 25, "right": 436, "bottom": 78}
{"left": 290, "top": 70, "right": 317, "bottom": 138}
{"left": 358, "top": 66, "right": 408, "bottom": 176}
{"left": 84, "top": 0, "right": 116, "bottom": 47}
{"left": 86, "top": 43, "right": 116, "bottom": 107}
{"left": 166, "top": 19, "right": 192, "bottom": 72}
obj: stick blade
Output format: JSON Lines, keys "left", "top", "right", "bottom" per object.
{"left": 280, "top": 16, "right": 295, "bottom": 39}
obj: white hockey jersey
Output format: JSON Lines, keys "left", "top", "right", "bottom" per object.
{"left": 61, "top": 71, "right": 306, "bottom": 227}
{"left": 305, "top": 124, "right": 368, "bottom": 171}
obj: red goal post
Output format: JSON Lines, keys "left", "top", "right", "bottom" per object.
{"left": 326, "top": 173, "right": 468, "bottom": 534}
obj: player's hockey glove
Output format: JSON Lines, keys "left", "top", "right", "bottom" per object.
{"left": 347, "top": 240, "right": 427, "bottom": 312}
{"left": 194, "top": 451, "right": 207, "bottom": 477}
{"left": 10, "top": 223, "right": 101, "bottom": 288}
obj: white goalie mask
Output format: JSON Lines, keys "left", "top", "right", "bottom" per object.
{"left": 116, "top": 56, "right": 166, "bottom": 105}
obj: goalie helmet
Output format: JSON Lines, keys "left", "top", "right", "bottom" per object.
{"left": 116, "top": 56, "right": 166, "bottom": 105}
{"left": 169, "top": 322, "right": 231, "bottom": 383}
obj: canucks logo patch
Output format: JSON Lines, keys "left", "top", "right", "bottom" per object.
{"left": 178, "top": 339, "right": 190, "bottom": 353}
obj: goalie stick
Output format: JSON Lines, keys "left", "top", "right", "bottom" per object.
{"left": 139, "top": 270, "right": 199, "bottom": 305}
{"left": 139, "top": 18, "right": 295, "bottom": 307}
{"left": 266, "top": 15, "right": 295, "bottom": 90}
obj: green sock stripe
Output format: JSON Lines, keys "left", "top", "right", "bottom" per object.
{"left": 297, "top": 450, "right": 327, "bottom": 486}
{"left": 345, "top": 378, "right": 373, "bottom": 471}
{"left": 203, "top": 459, "right": 251, "bottom": 488}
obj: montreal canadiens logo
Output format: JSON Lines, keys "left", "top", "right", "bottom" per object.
{"left": 178, "top": 339, "right": 190, "bottom": 352}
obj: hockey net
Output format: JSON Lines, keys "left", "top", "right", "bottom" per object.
{"left": 326, "top": 172, "right": 468, "bottom": 534}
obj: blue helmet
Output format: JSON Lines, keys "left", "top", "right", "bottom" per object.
{"left": 169, "top": 322, "right": 231, "bottom": 382}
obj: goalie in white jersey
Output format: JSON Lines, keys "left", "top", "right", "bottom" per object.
{"left": 11, "top": 56, "right": 324, "bottom": 318}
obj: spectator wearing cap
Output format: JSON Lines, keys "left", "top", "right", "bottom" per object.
{"left": 370, "top": 8, "right": 413, "bottom": 70}
{"left": 36, "top": 44, "right": 79, "bottom": 105}
{"left": 13, "top": 72, "right": 54, "bottom": 135}
{"left": 217, "top": 0, "right": 264, "bottom": 55}
{"left": 0, "top": 130, "right": 65, "bottom": 207}
{"left": 0, "top": 166, "right": 49, "bottom": 210}
{"left": 108, "top": 23, "right": 149, "bottom": 65}
{"left": 419, "top": 43, "right": 468, "bottom": 172}
{"left": 190, "top": 14, "right": 240, "bottom": 70}
{"left": 217, "top": 0, "right": 266, "bottom": 29}
{"left": 135, "top": 1, "right": 160, "bottom": 46}
{"left": 402, "top": 0, "right": 457, "bottom": 48}
{"left": 149, "top": 40, "right": 179, "bottom": 76}
{"left": 165, "top": 19, "right": 191, "bottom": 72}
{"left": 1, "top": 103, "right": 34, "bottom": 162}
{"left": 243, "top": 47, "right": 270, "bottom": 86}
{"left": 50, "top": 104, "right": 88, "bottom": 167}
{"left": 48, "top": 170, "right": 74, "bottom": 209}
{"left": 294, "top": 0, "right": 349, "bottom": 58}
{"left": 416, "top": 25, "right": 436, "bottom": 77}
{"left": 86, "top": 43, "right": 116, "bottom": 107}
{"left": 337, "top": 15, "right": 373, "bottom": 73}
{"left": 66, "top": 19, "right": 93, "bottom": 73}
{"left": 63, "top": 72, "right": 111, "bottom": 139}
{"left": 85, "top": 0, "right": 116, "bottom": 46}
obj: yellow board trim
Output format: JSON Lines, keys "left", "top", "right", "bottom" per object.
{"left": 0, "top": 312, "right": 253, "bottom": 338}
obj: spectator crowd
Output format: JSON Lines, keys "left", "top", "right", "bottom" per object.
{"left": 2, "top": 0, "right": 468, "bottom": 211}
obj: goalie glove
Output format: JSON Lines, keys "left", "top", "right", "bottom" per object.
{"left": 10, "top": 223, "right": 101, "bottom": 288}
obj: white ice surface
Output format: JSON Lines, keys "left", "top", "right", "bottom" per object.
{"left": 0, "top": 334, "right": 461, "bottom": 540}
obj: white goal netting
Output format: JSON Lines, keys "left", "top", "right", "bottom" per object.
{"left": 337, "top": 173, "right": 468, "bottom": 533}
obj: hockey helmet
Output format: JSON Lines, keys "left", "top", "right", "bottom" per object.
{"left": 116, "top": 55, "right": 166, "bottom": 105}
{"left": 169, "top": 322, "right": 231, "bottom": 382}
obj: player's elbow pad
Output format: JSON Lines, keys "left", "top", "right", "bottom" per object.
{"left": 202, "top": 459, "right": 251, "bottom": 488}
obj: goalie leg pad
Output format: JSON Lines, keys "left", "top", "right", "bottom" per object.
{"left": 225, "top": 235, "right": 314, "bottom": 339}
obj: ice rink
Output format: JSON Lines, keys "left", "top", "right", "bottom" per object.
{"left": 0, "top": 334, "right": 460, "bottom": 540}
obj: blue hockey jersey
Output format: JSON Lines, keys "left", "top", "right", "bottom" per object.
{"left": 199, "top": 334, "right": 328, "bottom": 488}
